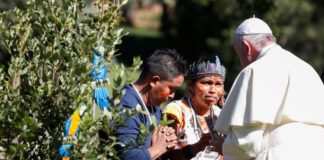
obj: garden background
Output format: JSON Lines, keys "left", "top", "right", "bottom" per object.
{"left": 0, "top": 0, "right": 323, "bottom": 159}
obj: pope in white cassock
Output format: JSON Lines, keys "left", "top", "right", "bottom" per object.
{"left": 214, "top": 17, "right": 324, "bottom": 160}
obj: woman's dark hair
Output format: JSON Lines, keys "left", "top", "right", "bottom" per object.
{"left": 139, "top": 49, "right": 187, "bottom": 81}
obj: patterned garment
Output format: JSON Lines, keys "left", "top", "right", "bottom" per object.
{"left": 164, "top": 98, "right": 222, "bottom": 159}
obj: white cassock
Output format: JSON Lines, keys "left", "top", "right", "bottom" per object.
{"left": 214, "top": 44, "right": 324, "bottom": 160}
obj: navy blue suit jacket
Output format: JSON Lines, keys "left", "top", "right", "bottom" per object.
{"left": 116, "top": 84, "right": 162, "bottom": 160}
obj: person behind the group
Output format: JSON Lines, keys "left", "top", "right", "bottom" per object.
{"left": 163, "top": 56, "right": 226, "bottom": 160}
{"left": 116, "top": 49, "right": 187, "bottom": 160}
{"left": 214, "top": 17, "right": 324, "bottom": 160}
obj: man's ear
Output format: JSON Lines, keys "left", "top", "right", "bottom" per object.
{"left": 243, "top": 40, "right": 254, "bottom": 62}
{"left": 242, "top": 40, "right": 251, "bottom": 56}
{"left": 149, "top": 75, "right": 160, "bottom": 87}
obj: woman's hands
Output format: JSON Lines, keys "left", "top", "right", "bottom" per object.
{"left": 209, "top": 132, "right": 225, "bottom": 155}
{"left": 190, "top": 133, "right": 212, "bottom": 154}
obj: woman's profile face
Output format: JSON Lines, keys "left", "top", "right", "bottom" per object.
{"left": 190, "top": 75, "right": 225, "bottom": 109}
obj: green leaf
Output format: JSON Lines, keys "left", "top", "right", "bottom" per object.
{"left": 160, "top": 114, "right": 175, "bottom": 126}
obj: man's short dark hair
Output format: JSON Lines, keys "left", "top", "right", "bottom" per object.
{"left": 139, "top": 49, "right": 187, "bottom": 81}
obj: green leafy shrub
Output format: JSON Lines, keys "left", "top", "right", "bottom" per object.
{"left": 0, "top": 0, "right": 142, "bottom": 159}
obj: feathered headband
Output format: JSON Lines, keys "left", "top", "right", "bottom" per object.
{"left": 187, "top": 56, "right": 226, "bottom": 80}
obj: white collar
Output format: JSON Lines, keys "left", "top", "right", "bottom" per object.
{"left": 257, "top": 43, "right": 277, "bottom": 60}
{"left": 131, "top": 83, "right": 153, "bottom": 125}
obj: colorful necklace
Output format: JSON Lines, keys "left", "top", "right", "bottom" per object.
{"left": 187, "top": 97, "right": 214, "bottom": 138}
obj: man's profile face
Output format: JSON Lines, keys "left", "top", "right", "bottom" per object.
{"left": 234, "top": 39, "right": 249, "bottom": 67}
{"left": 149, "top": 74, "right": 184, "bottom": 106}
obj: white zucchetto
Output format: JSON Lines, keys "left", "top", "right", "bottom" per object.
{"left": 235, "top": 17, "right": 272, "bottom": 35}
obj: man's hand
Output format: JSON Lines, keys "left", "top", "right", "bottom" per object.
{"left": 148, "top": 125, "right": 178, "bottom": 160}
{"left": 164, "top": 126, "right": 178, "bottom": 149}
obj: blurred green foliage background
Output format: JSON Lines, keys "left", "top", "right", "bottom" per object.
{"left": 1, "top": 0, "right": 324, "bottom": 97}
{"left": 117, "top": 0, "right": 324, "bottom": 92}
